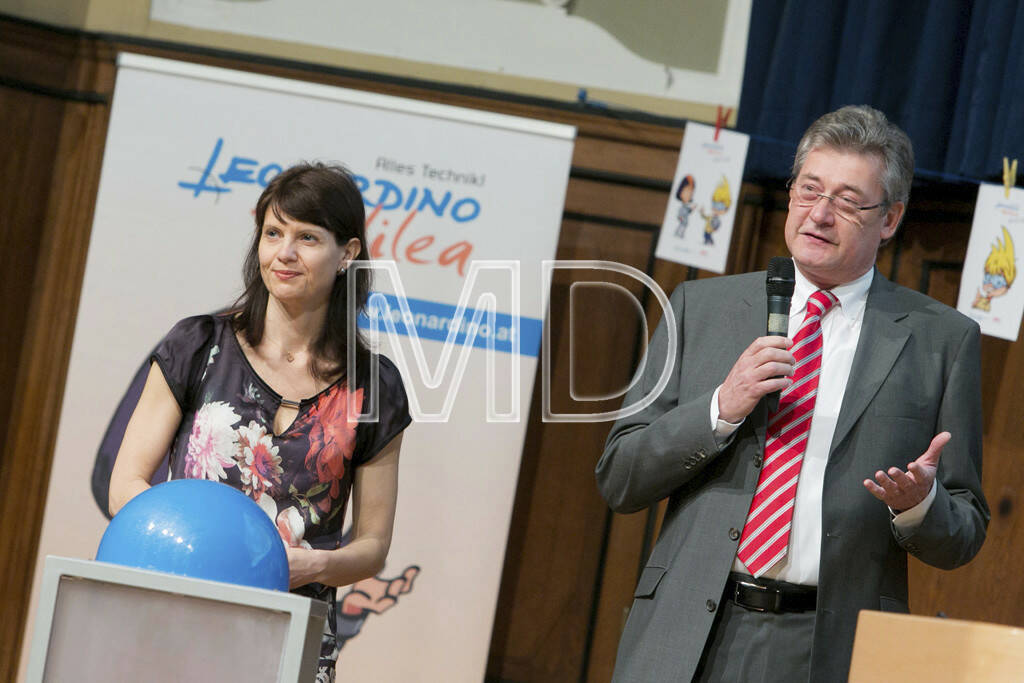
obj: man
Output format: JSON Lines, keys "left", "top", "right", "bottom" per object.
{"left": 596, "top": 105, "right": 988, "bottom": 682}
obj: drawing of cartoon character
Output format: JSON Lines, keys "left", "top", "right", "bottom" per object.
{"left": 674, "top": 175, "right": 696, "bottom": 238}
{"left": 334, "top": 566, "right": 420, "bottom": 648}
{"left": 972, "top": 226, "right": 1016, "bottom": 311}
{"left": 699, "top": 176, "right": 732, "bottom": 246}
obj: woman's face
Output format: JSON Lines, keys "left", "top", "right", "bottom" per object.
{"left": 258, "top": 208, "right": 354, "bottom": 309}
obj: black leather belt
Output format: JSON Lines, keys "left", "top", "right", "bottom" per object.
{"left": 725, "top": 573, "right": 817, "bottom": 613}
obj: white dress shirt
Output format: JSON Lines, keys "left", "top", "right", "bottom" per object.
{"left": 711, "top": 263, "right": 935, "bottom": 585}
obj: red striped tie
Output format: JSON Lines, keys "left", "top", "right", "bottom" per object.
{"left": 736, "top": 289, "right": 838, "bottom": 578}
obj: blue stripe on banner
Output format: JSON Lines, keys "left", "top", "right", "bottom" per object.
{"left": 357, "top": 293, "right": 543, "bottom": 358}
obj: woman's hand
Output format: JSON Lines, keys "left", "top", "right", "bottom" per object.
{"left": 285, "top": 433, "right": 403, "bottom": 588}
{"left": 285, "top": 545, "right": 329, "bottom": 588}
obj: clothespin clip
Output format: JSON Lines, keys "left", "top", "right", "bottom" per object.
{"left": 1003, "top": 157, "right": 1018, "bottom": 198}
{"left": 713, "top": 105, "right": 733, "bottom": 141}
{"left": 577, "top": 88, "right": 608, "bottom": 110}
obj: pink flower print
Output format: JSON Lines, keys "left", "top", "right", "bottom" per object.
{"left": 306, "top": 386, "right": 363, "bottom": 498}
{"left": 235, "top": 421, "right": 283, "bottom": 498}
{"left": 184, "top": 401, "right": 240, "bottom": 481}
{"left": 276, "top": 506, "right": 312, "bottom": 549}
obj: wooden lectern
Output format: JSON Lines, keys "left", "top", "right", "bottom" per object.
{"left": 849, "top": 610, "right": 1024, "bottom": 682}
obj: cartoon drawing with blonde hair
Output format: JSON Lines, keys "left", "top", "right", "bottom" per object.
{"left": 972, "top": 226, "right": 1016, "bottom": 311}
{"left": 700, "top": 175, "right": 732, "bottom": 246}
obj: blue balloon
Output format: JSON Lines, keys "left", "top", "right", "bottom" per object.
{"left": 97, "top": 479, "right": 289, "bottom": 591}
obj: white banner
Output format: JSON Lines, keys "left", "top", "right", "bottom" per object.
{"left": 22, "top": 54, "right": 574, "bottom": 682}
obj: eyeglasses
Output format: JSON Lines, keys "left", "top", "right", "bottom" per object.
{"left": 983, "top": 272, "right": 1008, "bottom": 289}
{"left": 788, "top": 181, "right": 886, "bottom": 224}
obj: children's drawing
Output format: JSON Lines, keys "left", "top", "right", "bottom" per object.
{"left": 972, "top": 226, "right": 1015, "bottom": 312}
{"left": 655, "top": 122, "right": 749, "bottom": 273}
{"left": 674, "top": 175, "right": 696, "bottom": 238}
{"left": 699, "top": 176, "right": 732, "bottom": 246}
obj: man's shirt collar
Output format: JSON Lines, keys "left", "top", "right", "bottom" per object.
{"left": 791, "top": 261, "right": 873, "bottom": 321}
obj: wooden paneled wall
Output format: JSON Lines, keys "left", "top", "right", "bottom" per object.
{"left": 2, "top": 15, "right": 1022, "bottom": 683}
{"left": 0, "top": 19, "right": 115, "bottom": 683}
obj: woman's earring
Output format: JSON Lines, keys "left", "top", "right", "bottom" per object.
{"left": 338, "top": 264, "right": 348, "bottom": 276}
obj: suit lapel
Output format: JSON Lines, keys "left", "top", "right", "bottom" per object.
{"left": 829, "top": 272, "right": 910, "bottom": 456}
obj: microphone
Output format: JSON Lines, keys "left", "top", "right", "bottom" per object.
{"left": 765, "top": 257, "right": 795, "bottom": 415}
{"left": 766, "top": 257, "right": 795, "bottom": 336}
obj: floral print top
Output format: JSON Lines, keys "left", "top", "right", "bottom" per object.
{"left": 153, "top": 314, "right": 410, "bottom": 553}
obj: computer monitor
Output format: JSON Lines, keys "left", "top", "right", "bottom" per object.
{"left": 25, "top": 556, "right": 327, "bottom": 682}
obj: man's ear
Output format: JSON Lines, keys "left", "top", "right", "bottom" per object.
{"left": 880, "top": 201, "right": 905, "bottom": 241}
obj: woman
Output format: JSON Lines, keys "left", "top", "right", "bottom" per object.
{"left": 109, "top": 162, "right": 410, "bottom": 681}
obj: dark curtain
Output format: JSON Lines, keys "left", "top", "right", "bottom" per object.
{"left": 739, "top": 0, "right": 1024, "bottom": 184}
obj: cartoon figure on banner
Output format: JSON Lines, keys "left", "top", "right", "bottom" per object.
{"left": 334, "top": 565, "right": 420, "bottom": 651}
{"left": 972, "top": 226, "right": 1016, "bottom": 312}
{"left": 699, "top": 176, "right": 732, "bottom": 246}
{"left": 674, "top": 175, "right": 697, "bottom": 238}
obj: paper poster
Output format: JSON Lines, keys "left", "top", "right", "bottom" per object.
{"left": 655, "top": 121, "right": 749, "bottom": 273}
{"left": 150, "top": 0, "right": 753, "bottom": 110}
{"left": 957, "top": 183, "right": 1024, "bottom": 341}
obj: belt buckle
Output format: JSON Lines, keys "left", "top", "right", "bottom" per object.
{"left": 734, "top": 580, "right": 780, "bottom": 613}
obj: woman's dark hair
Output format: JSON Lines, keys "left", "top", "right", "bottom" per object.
{"left": 676, "top": 174, "right": 695, "bottom": 200}
{"left": 233, "top": 162, "right": 371, "bottom": 382}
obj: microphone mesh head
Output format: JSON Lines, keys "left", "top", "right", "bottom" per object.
{"left": 766, "top": 257, "right": 795, "bottom": 297}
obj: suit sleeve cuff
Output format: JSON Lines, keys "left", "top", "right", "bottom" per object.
{"left": 710, "top": 385, "right": 744, "bottom": 447}
{"left": 892, "top": 480, "right": 938, "bottom": 532}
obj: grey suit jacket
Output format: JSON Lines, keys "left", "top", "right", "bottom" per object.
{"left": 596, "top": 270, "right": 988, "bottom": 683}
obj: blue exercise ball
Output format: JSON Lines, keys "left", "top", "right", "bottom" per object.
{"left": 97, "top": 479, "right": 289, "bottom": 591}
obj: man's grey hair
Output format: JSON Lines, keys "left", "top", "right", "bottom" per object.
{"left": 792, "top": 105, "right": 914, "bottom": 208}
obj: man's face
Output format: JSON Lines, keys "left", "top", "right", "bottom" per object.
{"left": 784, "top": 147, "right": 905, "bottom": 289}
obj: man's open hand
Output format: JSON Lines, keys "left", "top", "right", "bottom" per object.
{"left": 863, "top": 431, "right": 949, "bottom": 512}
